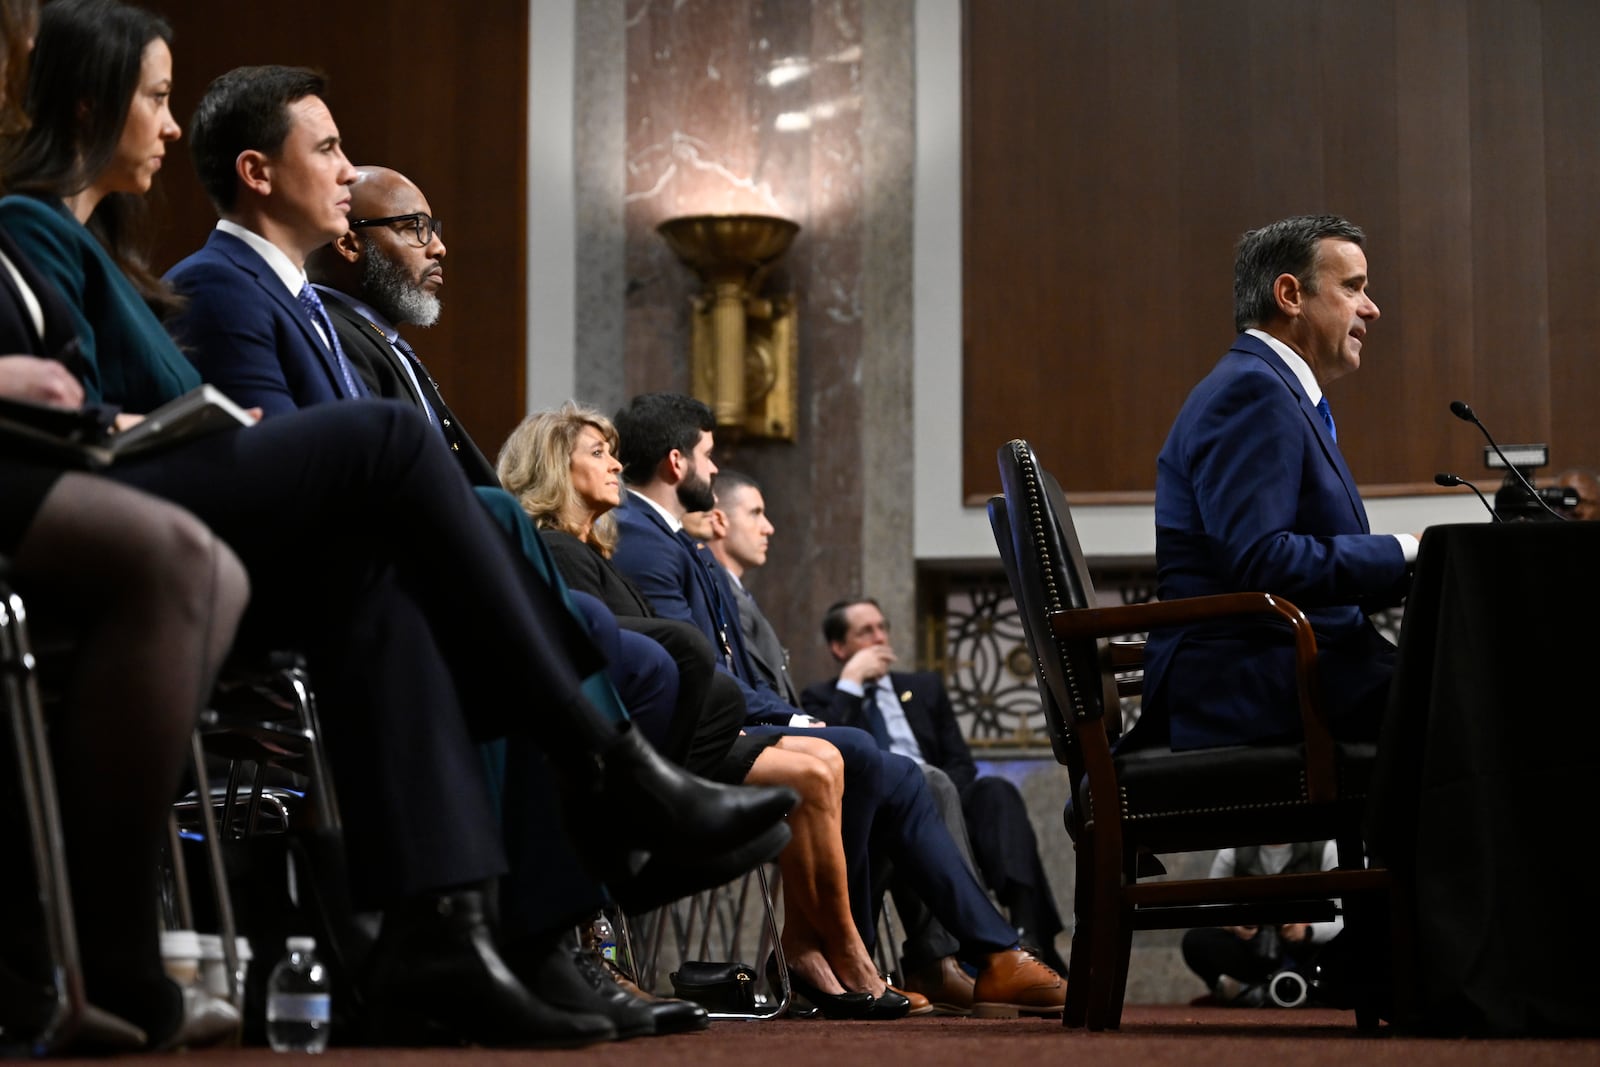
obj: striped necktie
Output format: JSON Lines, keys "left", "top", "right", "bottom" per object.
{"left": 297, "top": 281, "right": 366, "bottom": 399}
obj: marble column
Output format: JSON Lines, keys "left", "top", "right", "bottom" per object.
{"left": 574, "top": 0, "right": 914, "bottom": 689}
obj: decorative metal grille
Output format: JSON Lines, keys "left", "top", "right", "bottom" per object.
{"left": 928, "top": 563, "right": 1407, "bottom": 749}
{"left": 933, "top": 565, "right": 1156, "bottom": 749}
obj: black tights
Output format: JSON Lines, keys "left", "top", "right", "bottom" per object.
{"left": 13, "top": 472, "right": 248, "bottom": 1035}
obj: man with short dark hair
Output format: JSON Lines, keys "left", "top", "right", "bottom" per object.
{"left": 167, "top": 65, "right": 365, "bottom": 414}
{"left": 703, "top": 468, "right": 798, "bottom": 705}
{"left": 1137, "top": 214, "right": 1415, "bottom": 752}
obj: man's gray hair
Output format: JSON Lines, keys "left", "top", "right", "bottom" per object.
{"left": 1233, "top": 215, "right": 1365, "bottom": 333}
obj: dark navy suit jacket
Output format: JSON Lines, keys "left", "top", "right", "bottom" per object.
{"left": 610, "top": 492, "right": 798, "bottom": 724}
{"left": 801, "top": 670, "right": 979, "bottom": 791}
{"left": 165, "top": 229, "right": 352, "bottom": 416}
{"left": 1139, "top": 331, "right": 1411, "bottom": 751}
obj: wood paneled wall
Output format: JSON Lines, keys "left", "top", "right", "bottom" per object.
{"left": 141, "top": 2, "right": 528, "bottom": 453}
{"left": 962, "top": 0, "right": 1600, "bottom": 504}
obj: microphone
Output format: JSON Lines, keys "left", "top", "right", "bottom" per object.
{"left": 1434, "top": 472, "right": 1501, "bottom": 522}
{"left": 1447, "top": 400, "right": 1568, "bottom": 521}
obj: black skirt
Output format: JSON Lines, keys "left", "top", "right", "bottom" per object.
{"left": 0, "top": 456, "right": 64, "bottom": 554}
{"left": 708, "top": 731, "right": 783, "bottom": 784}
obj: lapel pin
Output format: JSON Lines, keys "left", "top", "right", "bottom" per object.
{"left": 900, "top": 690, "right": 912, "bottom": 703}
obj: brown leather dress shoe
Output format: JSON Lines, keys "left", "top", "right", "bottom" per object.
{"left": 888, "top": 985, "right": 934, "bottom": 1016}
{"left": 971, "top": 948, "right": 1066, "bottom": 1019}
{"left": 900, "top": 956, "right": 975, "bottom": 1016}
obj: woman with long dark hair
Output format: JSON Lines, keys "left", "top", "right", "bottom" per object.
{"left": 0, "top": 0, "right": 249, "bottom": 1050}
{"left": 0, "top": 0, "right": 192, "bottom": 410}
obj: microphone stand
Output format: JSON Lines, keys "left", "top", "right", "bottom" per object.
{"left": 1448, "top": 401, "right": 1567, "bottom": 522}
{"left": 1434, "top": 472, "right": 1501, "bottom": 522}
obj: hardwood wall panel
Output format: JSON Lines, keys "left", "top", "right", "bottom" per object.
{"left": 1543, "top": 0, "right": 1600, "bottom": 464}
{"left": 964, "top": 0, "right": 1600, "bottom": 503}
{"left": 139, "top": 2, "right": 528, "bottom": 454}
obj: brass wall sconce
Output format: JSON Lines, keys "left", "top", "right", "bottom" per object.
{"left": 657, "top": 214, "right": 800, "bottom": 441}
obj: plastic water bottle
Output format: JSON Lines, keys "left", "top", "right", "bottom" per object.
{"left": 589, "top": 913, "right": 618, "bottom": 964}
{"left": 264, "top": 936, "right": 331, "bottom": 1053}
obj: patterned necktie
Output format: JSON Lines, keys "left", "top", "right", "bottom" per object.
{"left": 1316, "top": 396, "right": 1337, "bottom": 442}
{"left": 389, "top": 332, "right": 438, "bottom": 427}
{"left": 296, "top": 281, "right": 366, "bottom": 399}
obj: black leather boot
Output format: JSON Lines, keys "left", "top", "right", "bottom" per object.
{"left": 608, "top": 820, "right": 791, "bottom": 913}
{"left": 360, "top": 890, "right": 615, "bottom": 1048}
{"left": 574, "top": 726, "right": 797, "bottom": 868}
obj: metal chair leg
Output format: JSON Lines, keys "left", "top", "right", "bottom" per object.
{"left": 0, "top": 588, "right": 82, "bottom": 1056}
{"left": 703, "top": 864, "right": 788, "bottom": 1021}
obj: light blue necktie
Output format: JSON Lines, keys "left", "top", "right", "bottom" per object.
{"left": 1316, "top": 396, "right": 1337, "bottom": 442}
{"left": 296, "top": 281, "right": 366, "bottom": 399}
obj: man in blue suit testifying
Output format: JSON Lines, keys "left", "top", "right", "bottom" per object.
{"left": 1134, "top": 215, "right": 1419, "bottom": 753}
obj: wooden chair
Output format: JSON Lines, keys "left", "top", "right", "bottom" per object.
{"left": 988, "top": 438, "right": 1402, "bottom": 1031}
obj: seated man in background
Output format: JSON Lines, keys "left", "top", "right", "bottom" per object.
{"left": 804, "top": 596, "right": 1070, "bottom": 986}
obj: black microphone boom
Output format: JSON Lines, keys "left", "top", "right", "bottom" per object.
{"left": 1434, "top": 471, "right": 1501, "bottom": 522}
{"left": 1447, "top": 400, "right": 1567, "bottom": 521}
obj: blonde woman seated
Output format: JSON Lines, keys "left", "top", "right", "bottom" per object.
{"left": 498, "top": 402, "right": 918, "bottom": 1019}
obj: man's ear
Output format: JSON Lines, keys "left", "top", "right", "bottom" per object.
{"left": 235, "top": 149, "right": 272, "bottom": 199}
{"left": 708, "top": 507, "right": 729, "bottom": 539}
{"left": 332, "top": 228, "right": 363, "bottom": 264}
{"left": 662, "top": 448, "right": 686, "bottom": 484}
{"left": 1272, "top": 271, "right": 1304, "bottom": 318}
{"left": 828, "top": 639, "right": 848, "bottom": 664}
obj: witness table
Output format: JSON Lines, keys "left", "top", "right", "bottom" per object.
{"left": 1367, "top": 520, "right": 1600, "bottom": 1035}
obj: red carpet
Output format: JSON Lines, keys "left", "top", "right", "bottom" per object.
{"left": 37, "top": 1005, "right": 1600, "bottom": 1065}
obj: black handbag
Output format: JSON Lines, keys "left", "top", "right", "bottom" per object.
{"left": 668, "top": 960, "right": 757, "bottom": 1013}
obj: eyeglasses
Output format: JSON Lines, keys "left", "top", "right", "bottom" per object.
{"left": 348, "top": 213, "right": 443, "bottom": 248}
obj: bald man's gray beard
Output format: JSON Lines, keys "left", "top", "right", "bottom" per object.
{"left": 362, "top": 245, "right": 441, "bottom": 327}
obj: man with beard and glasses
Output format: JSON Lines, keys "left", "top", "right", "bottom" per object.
{"left": 304, "top": 166, "right": 496, "bottom": 482}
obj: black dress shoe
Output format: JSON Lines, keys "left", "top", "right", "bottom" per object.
{"left": 768, "top": 954, "right": 874, "bottom": 1020}
{"left": 504, "top": 941, "right": 655, "bottom": 1040}
{"left": 609, "top": 820, "right": 791, "bottom": 913}
{"left": 601, "top": 957, "right": 709, "bottom": 1036}
{"left": 565, "top": 946, "right": 708, "bottom": 1038}
{"left": 587, "top": 727, "right": 798, "bottom": 864}
{"left": 361, "top": 890, "right": 615, "bottom": 1048}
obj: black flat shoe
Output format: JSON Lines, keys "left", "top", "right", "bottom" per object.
{"left": 865, "top": 987, "right": 912, "bottom": 1020}
{"left": 766, "top": 954, "right": 873, "bottom": 1020}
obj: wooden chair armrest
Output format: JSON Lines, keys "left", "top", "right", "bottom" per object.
{"left": 1107, "top": 638, "right": 1144, "bottom": 669}
{"left": 1048, "top": 591, "right": 1338, "bottom": 802}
